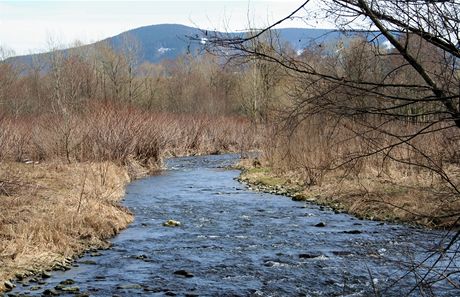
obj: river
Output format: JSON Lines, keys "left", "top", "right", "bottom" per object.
{"left": 9, "top": 154, "right": 459, "bottom": 296}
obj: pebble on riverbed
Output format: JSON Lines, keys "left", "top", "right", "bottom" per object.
{"left": 163, "top": 220, "right": 181, "bottom": 227}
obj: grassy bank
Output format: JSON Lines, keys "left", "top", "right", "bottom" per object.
{"left": 0, "top": 104, "right": 257, "bottom": 292}
{"left": 237, "top": 160, "right": 460, "bottom": 228}
{"left": 0, "top": 161, "right": 133, "bottom": 291}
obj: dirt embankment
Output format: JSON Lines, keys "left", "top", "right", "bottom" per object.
{"left": 0, "top": 161, "right": 138, "bottom": 291}
{"left": 237, "top": 160, "right": 460, "bottom": 229}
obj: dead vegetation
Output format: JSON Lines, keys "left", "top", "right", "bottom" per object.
{"left": 3, "top": 14, "right": 459, "bottom": 291}
{"left": 0, "top": 34, "right": 263, "bottom": 290}
{"left": 0, "top": 103, "right": 254, "bottom": 166}
{"left": 0, "top": 161, "right": 132, "bottom": 289}
{"left": 0, "top": 103, "right": 256, "bottom": 291}
{"left": 241, "top": 116, "right": 460, "bottom": 228}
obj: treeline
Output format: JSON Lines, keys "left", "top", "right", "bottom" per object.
{"left": 1, "top": 33, "right": 459, "bottom": 180}
{"left": 260, "top": 35, "right": 460, "bottom": 183}
{"left": 0, "top": 38, "right": 286, "bottom": 118}
{"left": 0, "top": 38, "right": 274, "bottom": 167}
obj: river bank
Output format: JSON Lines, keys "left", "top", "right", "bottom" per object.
{"left": 5, "top": 154, "right": 458, "bottom": 297}
{"left": 0, "top": 152, "right": 239, "bottom": 293}
{"left": 236, "top": 159, "right": 460, "bottom": 229}
{"left": 0, "top": 161, "right": 140, "bottom": 292}
{"left": 2, "top": 153, "right": 458, "bottom": 293}
{"left": 0, "top": 107, "right": 257, "bottom": 292}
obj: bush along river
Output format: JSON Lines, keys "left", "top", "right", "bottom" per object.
{"left": 7, "top": 154, "right": 460, "bottom": 296}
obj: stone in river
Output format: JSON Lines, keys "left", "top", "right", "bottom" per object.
{"left": 29, "top": 286, "right": 41, "bottom": 291}
{"left": 314, "top": 222, "right": 326, "bottom": 227}
{"left": 4, "top": 280, "right": 15, "bottom": 291}
{"left": 41, "top": 271, "right": 52, "bottom": 278}
{"left": 42, "top": 288, "right": 60, "bottom": 296}
{"left": 343, "top": 230, "right": 362, "bottom": 234}
{"left": 163, "top": 220, "right": 181, "bottom": 227}
{"left": 173, "top": 270, "right": 194, "bottom": 278}
{"left": 116, "top": 284, "right": 142, "bottom": 290}
{"left": 299, "top": 253, "right": 322, "bottom": 259}
{"left": 59, "top": 279, "right": 75, "bottom": 285}
{"left": 60, "top": 286, "right": 80, "bottom": 293}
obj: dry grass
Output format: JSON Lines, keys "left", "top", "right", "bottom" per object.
{"left": 0, "top": 103, "right": 257, "bottom": 291}
{"left": 0, "top": 161, "right": 132, "bottom": 290}
{"left": 243, "top": 116, "right": 460, "bottom": 228}
{"left": 240, "top": 163, "right": 460, "bottom": 227}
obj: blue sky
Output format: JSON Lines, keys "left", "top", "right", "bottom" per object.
{"left": 0, "top": 1, "right": 328, "bottom": 55}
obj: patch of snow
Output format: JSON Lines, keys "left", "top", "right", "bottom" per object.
{"left": 157, "top": 47, "right": 173, "bottom": 54}
{"left": 200, "top": 37, "right": 208, "bottom": 45}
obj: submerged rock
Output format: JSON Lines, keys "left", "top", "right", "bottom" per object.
{"left": 116, "top": 283, "right": 142, "bottom": 290}
{"left": 143, "top": 287, "right": 162, "bottom": 293}
{"left": 133, "top": 254, "right": 149, "bottom": 260}
{"left": 332, "top": 251, "right": 353, "bottom": 256}
{"left": 60, "top": 286, "right": 80, "bottom": 293}
{"left": 163, "top": 220, "right": 181, "bottom": 227}
{"left": 59, "top": 279, "right": 75, "bottom": 286}
{"left": 173, "top": 270, "right": 194, "bottom": 278}
{"left": 29, "top": 286, "right": 41, "bottom": 291}
{"left": 42, "top": 288, "right": 59, "bottom": 296}
{"left": 299, "top": 253, "right": 322, "bottom": 259}
{"left": 314, "top": 222, "right": 326, "bottom": 227}
{"left": 343, "top": 230, "right": 362, "bottom": 234}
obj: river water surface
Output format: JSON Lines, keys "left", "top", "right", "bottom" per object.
{"left": 10, "top": 154, "right": 460, "bottom": 296}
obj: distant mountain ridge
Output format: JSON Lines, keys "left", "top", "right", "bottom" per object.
{"left": 5, "top": 24, "right": 351, "bottom": 67}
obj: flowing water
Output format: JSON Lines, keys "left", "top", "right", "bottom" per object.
{"left": 9, "top": 154, "right": 460, "bottom": 296}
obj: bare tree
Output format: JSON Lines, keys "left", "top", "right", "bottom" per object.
{"left": 0, "top": 46, "right": 18, "bottom": 115}
{"left": 207, "top": 0, "right": 460, "bottom": 195}
{"left": 206, "top": 0, "right": 460, "bottom": 293}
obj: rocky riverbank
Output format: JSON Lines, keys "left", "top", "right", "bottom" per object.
{"left": 236, "top": 162, "right": 460, "bottom": 229}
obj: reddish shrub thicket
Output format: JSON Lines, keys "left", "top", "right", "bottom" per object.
{"left": 0, "top": 103, "right": 259, "bottom": 167}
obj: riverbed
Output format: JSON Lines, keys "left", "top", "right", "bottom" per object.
{"left": 9, "top": 154, "right": 459, "bottom": 296}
